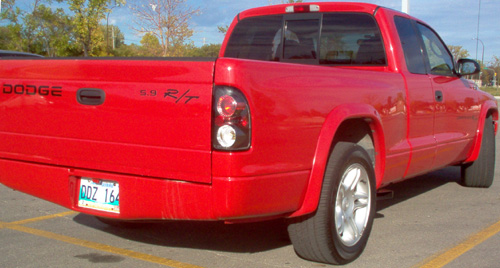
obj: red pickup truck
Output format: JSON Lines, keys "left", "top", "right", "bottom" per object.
{"left": 0, "top": 2, "right": 497, "bottom": 265}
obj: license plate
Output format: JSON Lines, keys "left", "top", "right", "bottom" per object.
{"left": 78, "top": 178, "right": 120, "bottom": 213}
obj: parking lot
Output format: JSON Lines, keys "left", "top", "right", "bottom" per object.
{"left": 1, "top": 135, "right": 500, "bottom": 268}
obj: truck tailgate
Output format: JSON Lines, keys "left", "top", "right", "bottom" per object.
{"left": 0, "top": 59, "right": 214, "bottom": 183}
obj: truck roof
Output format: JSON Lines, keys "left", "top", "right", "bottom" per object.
{"left": 238, "top": 2, "right": 382, "bottom": 20}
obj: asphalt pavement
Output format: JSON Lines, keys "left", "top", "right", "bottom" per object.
{"left": 1, "top": 135, "right": 500, "bottom": 268}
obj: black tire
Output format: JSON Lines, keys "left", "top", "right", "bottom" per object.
{"left": 461, "top": 115, "right": 496, "bottom": 188}
{"left": 288, "top": 142, "right": 376, "bottom": 265}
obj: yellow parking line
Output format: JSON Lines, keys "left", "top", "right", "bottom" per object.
{"left": 1, "top": 211, "right": 204, "bottom": 268}
{"left": 3, "top": 222, "right": 204, "bottom": 268}
{"left": 10, "top": 211, "right": 77, "bottom": 225}
{"left": 416, "top": 219, "right": 500, "bottom": 268}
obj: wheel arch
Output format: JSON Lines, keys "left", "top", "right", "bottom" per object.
{"left": 289, "top": 103, "right": 386, "bottom": 218}
{"left": 464, "top": 100, "right": 498, "bottom": 163}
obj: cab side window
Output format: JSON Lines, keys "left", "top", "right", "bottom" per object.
{"left": 320, "top": 13, "right": 386, "bottom": 66}
{"left": 394, "top": 16, "right": 426, "bottom": 74}
{"left": 416, "top": 23, "right": 455, "bottom": 76}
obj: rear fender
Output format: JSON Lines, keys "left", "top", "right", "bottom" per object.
{"left": 464, "top": 100, "right": 498, "bottom": 163}
{"left": 289, "top": 103, "right": 385, "bottom": 218}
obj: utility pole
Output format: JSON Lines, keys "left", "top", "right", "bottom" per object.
{"left": 402, "top": 0, "right": 409, "bottom": 14}
{"left": 112, "top": 26, "right": 115, "bottom": 50}
{"left": 475, "top": 0, "right": 481, "bottom": 62}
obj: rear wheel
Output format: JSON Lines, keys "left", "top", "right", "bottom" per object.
{"left": 288, "top": 142, "right": 376, "bottom": 264}
{"left": 461, "top": 115, "right": 496, "bottom": 188}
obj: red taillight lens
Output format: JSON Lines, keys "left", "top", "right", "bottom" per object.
{"left": 294, "top": 5, "right": 310, "bottom": 13}
{"left": 217, "top": 95, "right": 237, "bottom": 117}
{"left": 212, "top": 86, "right": 251, "bottom": 151}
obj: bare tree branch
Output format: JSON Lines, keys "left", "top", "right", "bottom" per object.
{"left": 129, "top": 0, "right": 199, "bottom": 56}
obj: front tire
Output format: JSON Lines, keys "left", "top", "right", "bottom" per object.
{"left": 461, "top": 115, "right": 496, "bottom": 188}
{"left": 288, "top": 142, "right": 376, "bottom": 264}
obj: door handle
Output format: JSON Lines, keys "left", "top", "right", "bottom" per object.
{"left": 77, "top": 88, "right": 106, "bottom": 105}
{"left": 435, "top": 90, "right": 443, "bottom": 102}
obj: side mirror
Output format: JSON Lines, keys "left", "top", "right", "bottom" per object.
{"left": 456, "top": 59, "right": 480, "bottom": 76}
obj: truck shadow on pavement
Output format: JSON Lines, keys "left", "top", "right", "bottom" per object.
{"left": 73, "top": 213, "right": 291, "bottom": 253}
{"left": 73, "top": 166, "right": 462, "bottom": 253}
{"left": 375, "top": 166, "right": 461, "bottom": 216}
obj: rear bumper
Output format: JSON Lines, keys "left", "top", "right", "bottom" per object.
{"left": 0, "top": 158, "right": 309, "bottom": 221}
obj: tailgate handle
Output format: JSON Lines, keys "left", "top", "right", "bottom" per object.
{"left": 77, "top": 88, "right": 106, "bottom": 105}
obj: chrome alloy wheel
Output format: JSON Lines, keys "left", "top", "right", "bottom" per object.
{"left": 334, "top": 163, "right": 371, "bottom": 247}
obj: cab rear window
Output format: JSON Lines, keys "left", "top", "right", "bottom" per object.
{"left": 224, "top": 13, "right": 386, "bottom": 66}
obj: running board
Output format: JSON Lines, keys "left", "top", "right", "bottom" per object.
{"left": 377, "top": 189, "right": 394, "bottom": 201}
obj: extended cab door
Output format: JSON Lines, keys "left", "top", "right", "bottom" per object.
{"left": 415, "top": 23, "right": 480, "bottom": 169}
{"left": 394, "top": 16, "right": 436, "bottom": 177}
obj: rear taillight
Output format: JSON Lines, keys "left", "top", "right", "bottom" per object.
{"left": 212, "top": 86, "right": 251, "bottom": 151}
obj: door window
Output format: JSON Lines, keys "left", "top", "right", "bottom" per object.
{"left": 417, "top": 23, "right": 455, "bottom": 76}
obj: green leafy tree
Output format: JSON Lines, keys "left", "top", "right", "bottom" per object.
{"left": 112, "top": 43, "right": 141, "bottom": 57}
{"left": 139, "top": 33, "right": 163, "bottom": 57}
{"left": 68, "top": 0, "right": 122, "bottom": 56}
{"left": 447, "top": 45, "right": 469, "bottom": 61}
{"left": 0, "top": 24, "right": 24, "bottom": 51}
{"left": 186, "top": 43, "right": 221, "bottom": 57}
{"left": 31, "top": 4, "right": 78, "bottom": 56}
{"left": 1, "top": 0, "right": 78, "bottom": 56}
{"left": 1, "top": 0, "right": 33, "bottom": 51}
{"left": 111, "top": 25, "right": 125, "bottom": 50}
{"left": 101, "top": 24, "right": 125, "bottom": 55}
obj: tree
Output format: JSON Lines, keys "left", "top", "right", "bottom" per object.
{"left": 489, "top": 56, "right": 500, "bottom": 86}
{"left": 0, "top": 0, "right": 79, "bottom": 56}
{"left": 101, "top": 24, "right": 125, "bottom": 55}
{"left": 186, "top": 43, "right": 221, "bottom": 57}
{"left": 448, "top": 45, "right": 469, "bottom": 61}
{"left": 0, "top": 24, "right": 24, "bottom": 52}
{"left": 112, "top": 43, "right": 141, "bottom": 57}
{"left": 140, "top": 32, "right": 163, "bottom": 56}
{"left": 68, "top": 0, "right": 119, "bottom": 56}
{"left": 1, "top": 0, "right": 37, "bottom": 52}
{"left": 31, "top": 4, "right": 77, "bottom": 56}
{"left": 129, "top": 0, "right": 200, "bottom": 57}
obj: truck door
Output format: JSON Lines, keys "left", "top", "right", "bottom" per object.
{"left": 394, "top": 16, "right": 436, "bottom": 177}
{"left": 415, "top": 23, "right": 480, "bottom": 169}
